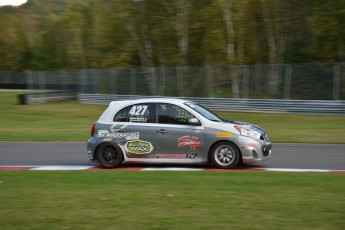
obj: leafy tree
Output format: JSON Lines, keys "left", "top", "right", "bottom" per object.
{"left": 0, "top": 11, "right": 28, "bottom": 70}
{"left": 308, "top": 0, "right": 345, "bottom": 62}
{"left": 0, "top": 0, "right": 343, "bottom": 75}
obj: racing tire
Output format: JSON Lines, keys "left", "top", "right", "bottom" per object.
{"left": 210, "top": 141, "right": 240, "bottom": 169}
{"left": 96, "top": 143, "right": 123, "bottom": 169}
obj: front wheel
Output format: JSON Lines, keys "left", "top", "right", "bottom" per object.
{"left": 210, "top": 142, "right": 240, "bottom": 169}
{"left": 96, "top": 143, "right": 123, "bottom": 168}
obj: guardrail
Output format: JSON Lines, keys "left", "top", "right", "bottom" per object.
{"left": 78, "top": 93, "right": 345, "bottom": 115}
{"left": 18, "top": 91, "right": 77, "bottom": 104}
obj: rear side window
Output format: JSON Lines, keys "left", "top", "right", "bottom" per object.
{"left": 113, "top": 103, "right": 155, "bottom": 123}
{"left": 113, "top": 107, "right": 128, "bottom": 122}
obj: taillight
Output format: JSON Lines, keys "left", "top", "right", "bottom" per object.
{"left": 91, "top": 124, "right": 96, "bottom": 137}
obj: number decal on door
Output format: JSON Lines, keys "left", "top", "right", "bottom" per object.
{"left": 129, "top": 105, "right": 148, "bottom": 116}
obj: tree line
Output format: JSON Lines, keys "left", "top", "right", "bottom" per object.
{"left": 0, "top": 0, "right": 343, "bottom": 71}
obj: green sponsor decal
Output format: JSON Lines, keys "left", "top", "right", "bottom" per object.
{"left": 124, "top": 140, "right": 154, "bottom": 154}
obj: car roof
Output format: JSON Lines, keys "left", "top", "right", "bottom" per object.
{"left": 109, "top": 97, "right": 193, "bottom": 107}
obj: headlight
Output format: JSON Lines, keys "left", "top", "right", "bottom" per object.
{"left": 234, "top": 125, "right": 261, "bottom": 139}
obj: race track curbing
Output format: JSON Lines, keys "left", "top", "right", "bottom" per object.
{"left": 0, "top": 165, "right": 344, "bottom": 173}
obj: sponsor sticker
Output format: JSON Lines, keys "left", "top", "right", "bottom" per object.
{"left": 239, "top": 136, "right": 260, "bottom": 148}
{"left": 105, "top": 132, "right": 139, "bottom": 140}
{"left": 98, "top": 130, "right": 109, "bottom": 136}
{"left": 155, "top": 154, "right": 197, "bottom": 159}
{"left": 178, "top": 136, "right": 200, "bottom": 150}
{"left": 98, "top": 130, "right": 139, "bottom": 140}
{"left": 124, "top": 140, "right": 154, "bottom": 154}
{"left": 110, "top": 123, "right": 127, "bottom": 132}
{"left": 241, "top": 143, "right": 259, "bottom": 148}
{"left": 216, "top": 132, "right": 232, "bottom": 138}
{"left": 130, "top": 117, "right": 148, "bottom": 122}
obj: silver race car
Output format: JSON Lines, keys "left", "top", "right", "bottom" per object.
{"left": 87, "top": 98, "right": 272, "bottom": 169}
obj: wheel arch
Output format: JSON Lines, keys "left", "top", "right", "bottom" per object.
{"left": 93, "top": 141, "right": 122, "bottom": 161}
{"left": 207, "top": 140, "right": 243, "bottom": 164}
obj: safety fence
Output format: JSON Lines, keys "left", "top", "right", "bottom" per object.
{"left": 1, "top": 63, "right": 344, "bottom": 100}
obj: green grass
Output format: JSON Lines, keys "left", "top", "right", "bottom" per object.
{"left": 218, "top": 111, "right": 345, "bottom": 143}
{"left": 0, "top": 91, "right": 107, "bottom": 141}
{"left": 1, "top": 92, "right": 344, "bottom": 229}
{"left": 0, "top": 171, "right": 344, "bottom": 230}
{"left": 0, "top": 91, "right": 344, "bottom": 143}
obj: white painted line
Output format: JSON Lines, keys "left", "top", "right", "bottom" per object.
{"left": 264, "top": 168, "right": 330, "bottom": 172}
{"left": 0, "top": 165, "right": 41, "bottom": 168}
{"left": 29, "top": 166, "right": 93, "bottom": 170}
{"left": 141, "top": 167, "right": 203, "bottom": 171}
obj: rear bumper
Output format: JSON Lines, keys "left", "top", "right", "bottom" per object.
{"left": 87, "top": 138, "right": 97, "bottom": 161}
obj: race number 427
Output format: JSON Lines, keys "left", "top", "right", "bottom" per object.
{"left": 129, "top": 105, "right": 148, "bottom": 116}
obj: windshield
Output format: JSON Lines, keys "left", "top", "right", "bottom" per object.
{"left": 185, "top": 102, "right": 224, "bottom": 122}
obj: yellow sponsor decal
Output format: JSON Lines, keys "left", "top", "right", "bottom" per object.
{"left": 216, "top": 132, "right": 232, "bottom": 138}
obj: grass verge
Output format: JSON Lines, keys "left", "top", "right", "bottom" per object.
{"left": 0, "top": 171, "right": 344, "bottom": 230}
{"left": 0, "top": 91, "right": 344, "bottom": 143}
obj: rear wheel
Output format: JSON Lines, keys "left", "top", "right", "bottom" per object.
{"left": 210, "top": 142, "right": 240, "bottom": 169}
{"left": 96, "top": 143, "right": 123, "bottom": 168}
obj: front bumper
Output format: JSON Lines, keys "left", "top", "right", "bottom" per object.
{"left": 237, "top": 137, "right": 272, "bottom": 164}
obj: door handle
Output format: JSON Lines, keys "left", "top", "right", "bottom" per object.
{"left": 157, "top": 129, "right": 167, "bottom": 134}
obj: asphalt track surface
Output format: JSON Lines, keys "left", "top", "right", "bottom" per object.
{"left": 0, "top": 142, "right": 344, "bottom": 170}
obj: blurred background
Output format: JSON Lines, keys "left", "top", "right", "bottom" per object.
{"left": 0, "top": 0, "right": 344, "bottom": 100}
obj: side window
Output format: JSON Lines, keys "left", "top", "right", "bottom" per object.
{"left": 113, "top": 107, "right": 128, "bottom": 122}
{"left": 157, "top": 103, "right": 198, "bottom": 125}
{"left": 113, "top": 103, "right": 155, "bottom": 123}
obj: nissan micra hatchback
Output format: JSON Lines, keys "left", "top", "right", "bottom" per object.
{"left": 87, "top": 98, "right": 272, "bottom": 169}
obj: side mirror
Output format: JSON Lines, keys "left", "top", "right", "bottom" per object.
{"left": 189, "top": 118, "right": 201, "bottom": 126}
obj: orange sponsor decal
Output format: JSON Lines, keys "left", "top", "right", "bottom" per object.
{"left": 216, "top": 132, "right": 232, "bottom": 138}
